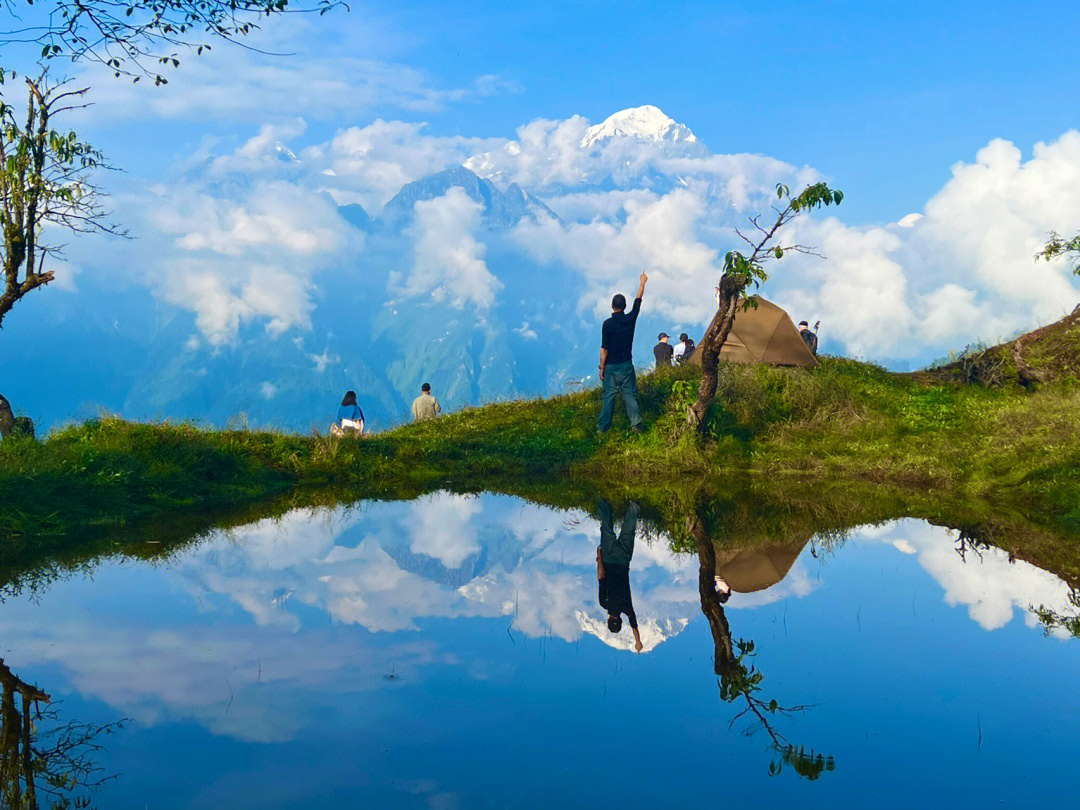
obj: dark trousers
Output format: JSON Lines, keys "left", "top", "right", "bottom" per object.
{"left": 597, "top": 361, "right": 642, "bottom": 431}
{"left": 599, "top": 500, "right": 639, "bottom": 566}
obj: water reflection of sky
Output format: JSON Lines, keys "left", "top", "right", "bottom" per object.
{"left": 1, "top": 492, "right": 1078, "bottom": 808}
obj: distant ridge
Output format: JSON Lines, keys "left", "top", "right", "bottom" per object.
{"left": 379, "top": 165, "right": 560, "bottom": 228}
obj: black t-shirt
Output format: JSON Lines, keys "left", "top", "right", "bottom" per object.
{"left": 601, "top": 298, "right": 642, "bottom": 365}
{"left": 653, "top": 342, "right": 673, "bottom": 366}
{"left": 800, "top": 329, "right": 818, "bottom": 354}
{"left": 598, "top": 564, "right": 638, "bottom": 629}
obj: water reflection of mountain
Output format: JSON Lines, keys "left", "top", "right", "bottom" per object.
{"left": 1, "top": 489, "right": 1079, "bottom": 805}
{"left": 375, "top": 521, "right": 530, "bottom": 588}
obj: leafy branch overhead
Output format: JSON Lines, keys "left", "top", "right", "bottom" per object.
{"left": 1036, "top": 231, "right": 1080, "bottom": 275}
{"left": 722, "top": 182, "right": 844, "bottom": 293}
{"left": 1, "top": 0, "right": 346, "bottom": 84}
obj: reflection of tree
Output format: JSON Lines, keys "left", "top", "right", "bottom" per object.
{"left": 1033, "top": 586, "right": 1080, "bottom": 638}
{"left": 0, "top": 658, "right": 120, "bottom": 809}
{"left": 689, "top": 513, "right": 835, "bottom": 780}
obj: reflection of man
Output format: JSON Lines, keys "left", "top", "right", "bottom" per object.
{"left": 596, "top": 500, "right": 643, "bottom": 652}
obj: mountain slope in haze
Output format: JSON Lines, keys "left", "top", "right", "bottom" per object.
{"left": 1, "top": 107, "right": 716, "bottom": 432}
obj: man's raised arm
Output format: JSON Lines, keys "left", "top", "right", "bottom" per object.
{"left": 636, "top": 272, "right": 648, "bottom": 300}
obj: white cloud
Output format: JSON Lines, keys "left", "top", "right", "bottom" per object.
{"left": 399, "top": 187, "right": 502, "bottom": 310}
{"left": 513, "top": 189, "right": 721, "bottom": 322}
{"left": 309, "top": 349, "right": 340, "bottom": 373}
{"left": 156, "top": 259, "right": 316, "bottom": 345}
{"left": 116, "top": 165, "right": 360, "bottom": 345}
{"left": 259, "top": 382, "right": 278, "bottom": 399}
{"left": 308, "top": 120, "right": 499, "bottom": 211}
{"left": 404, "top": 493, "right": 483, "bottom": 569}
{"left": 76, "top": 97, "right": 1080, "bottom": 363}
{"left": 76, "top": 26, "right": 520, "bottom": 125}
{"left": 868, "top": 520, "right": 1076, "bottom": 634}
{"left": 513, "top": 321, "right": 538, "bottom": 340}
{"left": 780, "top": 133, "right": 1080, "bottom": 358}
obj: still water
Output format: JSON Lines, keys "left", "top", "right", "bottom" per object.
{"left": 2, "top": 492, "right": 1079, "bottom": 808}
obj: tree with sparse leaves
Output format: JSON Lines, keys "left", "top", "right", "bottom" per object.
{"left": 688, "top": 510, "right": 835, "bottom": 780}
{"left": 686, "top": 182, "right": 843, "bottom": 430}
{"left": 2, "top": 0, "right": 344, "bottom": 86}
{"left": 0, "top": 657, "right": 121, "bottom": 808}
{"left": 0, "top": 69, "right": 117, "bottom": 331}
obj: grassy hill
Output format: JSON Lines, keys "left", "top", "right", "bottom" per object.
{"left": 3, "top": 341, "right": 1080, "bottom": 540}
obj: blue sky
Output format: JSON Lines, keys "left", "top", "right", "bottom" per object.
{"left": 57, "top": 0, "right": 1080, "bottom": 225}
{"left": 5, "top": 0, "right": 1080, "bottom": 368}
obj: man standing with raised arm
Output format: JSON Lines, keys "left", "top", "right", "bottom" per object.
{"left": 598, "top": 272, "right": 648, "bottom": 434}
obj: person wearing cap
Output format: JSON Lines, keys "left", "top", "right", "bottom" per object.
{"left": 411, "top": 382, "right": 441, "bottom": 422}
{"left": 653, "top": 332, "right": 674, "bottom": 368}
{"left": 798, "top": 321, "right": 819, "bottom": 355}
{"left": 673, "top": 332, "right": 695, "bottom": 364}
{"left": 598, "top": 272, "right": 648, "bottom": 434}
{"left": 596, "top": 499, "right": 644, "bottom": 653}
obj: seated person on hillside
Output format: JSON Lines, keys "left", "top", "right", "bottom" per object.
{"left": 411, "top": 382, "right": 442, "bottom": 422}
{"left": 332, "top": 390, "right": 365, "bottom": 436}
{"left": 798, "top": 320, "right": 819, "bottom": 355}
{"left": 597, "top": 499, "right": 644, "bottom": 653}
{"left": 653, "top": 332, "right": 674, "bottom": 368}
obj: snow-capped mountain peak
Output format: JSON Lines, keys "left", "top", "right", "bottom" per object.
{"left": 581, "top": 105, "right": 698, "bottom": 149}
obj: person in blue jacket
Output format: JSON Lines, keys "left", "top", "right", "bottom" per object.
{"left": 335, "top": 390, "right": 365, "bottom": 436}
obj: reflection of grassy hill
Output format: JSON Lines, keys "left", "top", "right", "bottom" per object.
{"left": 3, "top": 318, "right": 1080, "bottom": 548}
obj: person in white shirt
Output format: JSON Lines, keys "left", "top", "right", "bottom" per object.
{"left": 673, "top": 332, "right": 695, "bottom": 363}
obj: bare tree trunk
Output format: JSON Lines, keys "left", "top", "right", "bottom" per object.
{"left": 686, "top": 274, "right": 742, "bottom": 429}
{"left": 21, "top": 692, "right": 35, "bottom": 808}
{"left": 1012, "top": 335, "right": 1047, "bottom": 388}
{"left": 688, "top": 511, "right": 738, "bottom": 678}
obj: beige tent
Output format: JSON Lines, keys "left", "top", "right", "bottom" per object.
{"left": 685, "top": 296, "right": 817, "bottom": 367}
{"left": 714, "top": 540, "right": 808, "bottom": 593}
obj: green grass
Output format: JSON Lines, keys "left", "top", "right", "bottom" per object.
{"left": 3, "top": 356, "right": 1080, "bottom": 550}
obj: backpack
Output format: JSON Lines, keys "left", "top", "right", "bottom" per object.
{"left": 677, "top": 339, "right": 695, "bottom": 363}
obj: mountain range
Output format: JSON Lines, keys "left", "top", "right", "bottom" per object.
{"left": 1, "top": 106, "right": 717, "bottom": 432}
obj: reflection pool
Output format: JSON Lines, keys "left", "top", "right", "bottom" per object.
{"left": 1, "top": 492, "right": 1078, "bottom": 808}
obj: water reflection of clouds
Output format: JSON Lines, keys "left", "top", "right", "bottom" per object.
{"left": 3, "top": 498, "right": 1077, "bottom": 746}
{"left": 404, "top": 493, "right": 483, "bottom": 569}
{"left": 872, "top": 520, "right": 1075, "bottom": 636}
{"left": 0, "top": 615, "right": 449, "bottom": 743}
{"left": 178, "top": 493, "right": 703, "bottom": 646}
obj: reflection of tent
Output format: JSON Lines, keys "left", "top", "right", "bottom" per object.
{"left": 713, "top": 541, "right": 807, "bottom": 593}
{"left": 686, "top": 296, "right": 817, "bottom": 367}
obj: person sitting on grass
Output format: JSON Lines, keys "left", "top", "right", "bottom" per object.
{"left": 332, "top": 390, "right": 365, "bottom": 436}
{"left": 411, "top": 382, "right": 442, "bottom": 422}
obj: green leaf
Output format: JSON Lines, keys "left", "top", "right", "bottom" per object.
{"left": 774, "top": 246, "right": 783, "bottom": 259}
